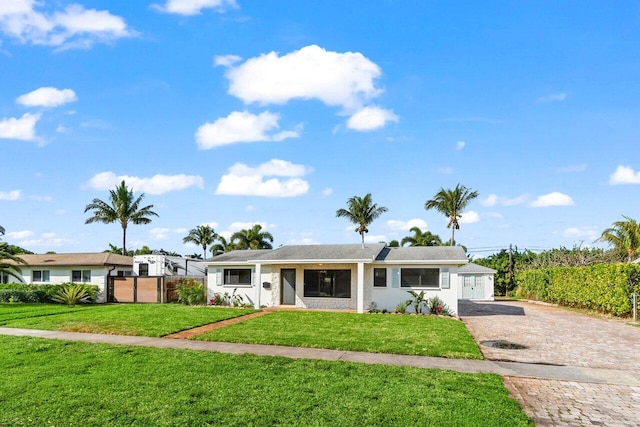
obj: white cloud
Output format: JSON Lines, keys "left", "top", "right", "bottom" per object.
{"left": 530, "top": 192, "right": 574, "bottom": 207}
{"left": 18, "top": 233, "right": 74, "bottom": 247}
{"left": 245, "top": 205, "right": 256, "bottom": 212}
{"left": 562, "top": 226, "right": 599, "bottom": 241}
{"left": 0, "top": 113, "right": 40, "bottom": 141}
{"left": 346, "top": 106, "right": 398, "bottom": 131}
{"left": 437, "top": 166, "right": 454, "bottom": 174}
{"left": 480, "top": 193, "right": 529, "bottom": 207}
{"left": 364, "top": 234, "right": 387, "bottom": 243}
{"left": 213, "top": 54, "right": 241, "bottom": 67}
{"left": 152, "top": 0, "right": 237, "bottom": 16}
{"left": 56, "top": 124, "right": 68, "bottom": 133}
{"left": 322, "top": 188, "right": 333, "bottom": 196}
{"left": 287, "top": 237, "right": 319, "bottom": 245}
{"left": 228, "top": 221, "right": 270, "bottom": 232}
{"left": 87, "top": 172, "right": 204, "bottom": 195}
{"left": 386, "top": 219, "right": 427, "bottom": 232}
{"left": 0, "top": 189, "right": 21, "bottom": 200}
{"left": 16, "top": 87, "right": 77, "bottom": 107}
{"left": 195, "top": 110, "right": 300, "bottom": 149}
{"left": 609, "top": 165, "right": 640, "bottom": 185}
{"left": 55, "top": 209, "right": 69, "bottom": 215}
{"left": 0, "top": 1, "right": 134, "bottom": 50}
{"left": 538, "top": 93, "right": 567, "bottom": 103}
{"left": 459, "top": 211, "right": 480, "bottom": 224}
{"left": 7, "top": 230, "right": 32, "bottom": 239}
{"left": 149, "top": 227, "right": 170, "bottom": 240}
{"left": 173, "top": 228, "right": 188, "bottom": 234}
{"left": 219, "top": 44, "right": 383, "bottom": 111}
{"left": 215, "top": 159, "right": 310, "bottom": 197}
{"left": 456, "top": 141, "right": 466, "bottom": 150}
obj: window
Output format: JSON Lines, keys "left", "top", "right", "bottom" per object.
{"left": 373, "top": 268, "right": 387, "bottom": 287}
{"left": 139, "top": 263, "right": 149, "bottom": 277}
{"left": 304, "top": 270, "right": 351, "bottom": 298}
{"left": 401, "top": 268, "right": 439, "bottom": 288}
{"left": 33, "top": 270, "right": 50, "bottom": 282}
{"left": 72, "top": 270, "right": 91, "bottom": 283}
{"left": 224, "top": 269, "right": 252, "bottom": 285}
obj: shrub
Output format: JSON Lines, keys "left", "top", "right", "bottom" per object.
{"left": 516, "top": 263, "right": 640, "bottom": 316}
{"left": 0, "top": 282, "right": 99, "bottom": 304}
{"left": 176, "top": 279, "right": 206, "bottom": 305}
{"left": 393, "top": 301, "right": 409, "bottom": 314}
{"left": 405, "top": 290, "right": 427, "bottom": 314}
{"left": 209, "top": 288, "right": 244, "bottom": 307}
{"left": 427, "top": 295, "right": 451, "bottom": 316}
{"left": 50, "top": 284, "right": 92, "bottom": 306}
{"left": 0, "top": 288, "right": 47, "bottom": 303}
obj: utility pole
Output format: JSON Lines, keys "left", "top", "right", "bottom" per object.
{"left": 507, "top": 244, "right": 514, "bottom": 296}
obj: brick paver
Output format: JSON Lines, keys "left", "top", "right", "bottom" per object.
{"left": 460, "top": 300, "right": 640, "bottom": 426}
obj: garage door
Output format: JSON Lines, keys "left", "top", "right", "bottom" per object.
{"left": 462, "top": 275, "right": 484, "bottom": 300}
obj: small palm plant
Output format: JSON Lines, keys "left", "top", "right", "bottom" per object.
{"left": 51, "top": 284, "right": 92, "bottom": 306}
{"left": 406, "top": 290, "right": 427, "bottom": 314}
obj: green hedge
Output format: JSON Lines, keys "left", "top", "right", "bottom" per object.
{"left": 516, "top": 263, "right": 640, "bottom": 316}
{"left": 0, "top": 283, "right": 100, "bottom": 304}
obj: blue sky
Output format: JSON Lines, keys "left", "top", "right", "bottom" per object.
{"left": 1, "top": 0, "right": 640, "bottom": 257}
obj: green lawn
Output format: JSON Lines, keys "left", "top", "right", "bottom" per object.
{"left": 195, "top": 310, "right": 483, "bottom": 359}
{"left": 0, "top": 335, "right": 530, "bottom": 426}
{"left": 0, "top": 304, "right": 255, "bottom": 337}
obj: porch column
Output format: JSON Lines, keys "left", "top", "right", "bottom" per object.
{"left": 254, "top": 263, "right": 262, "bottom": 309}
{"left": 357, "top": 262, "right": 365, "bottom": 313}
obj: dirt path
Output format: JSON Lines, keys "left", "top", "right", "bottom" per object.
{"left": 163, "top": 310, "right": 272, "bottom": 339}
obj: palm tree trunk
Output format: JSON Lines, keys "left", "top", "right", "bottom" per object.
{"left": 122, "top": 226, "right": 127, "bottom": 256}
{"left": 450, "top": 228, "right": 455, "bottom": 246}
{"left": 361, "top": 232, "right": 365, "bottom": 248}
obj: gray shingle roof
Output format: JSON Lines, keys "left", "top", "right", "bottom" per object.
{"left": 375, "top": 246, "right": 468, "bottom": 263}
{"left": 458, "top": 262, "right": 497, "bottom": 274}
{"left": 15, "top": 253, "right": 133, "bottom": 267}
{"left": 250, "top": 244, "right": 386, "bottom": 263}
{"left": 206, "top": 250, "right": 271, "bottom": 264}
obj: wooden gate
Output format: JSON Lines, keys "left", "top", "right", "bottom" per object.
{"left": 107, "top": 276, "right": 163, "bottom": 303}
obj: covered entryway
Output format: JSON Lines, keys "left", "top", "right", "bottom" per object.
{"left": 280, "top": 269, "right": 296, "bottom": 305}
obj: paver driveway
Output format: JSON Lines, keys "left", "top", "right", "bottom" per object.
{"left": 460, "top": 300, "right": 640, "bottom": 427}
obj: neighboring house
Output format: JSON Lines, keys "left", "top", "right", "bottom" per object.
{"left": 205, "top": 244, "right": 468, "bottom": 314}
{"left": 11, "top": 253, "right": 134, "bottom": 302}
{"left": 457, "top": 263, "right": 496, "bottom": 301}
{"left": 133, "top": 254, "right": 206, "bottom": 277}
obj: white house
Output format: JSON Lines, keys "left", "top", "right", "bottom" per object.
{"left": 11, "top": 253, "right": 134, "bottom": 302}
{"left": 205, "top": 244, "right": 469, "bottom": 314}
{"left": 457, "top": 262, "right": 496, "bottom": 301}
{"left": 133, "top": 254, "right": 206, "bottom": 277}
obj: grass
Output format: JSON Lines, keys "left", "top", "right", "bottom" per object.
{"left": 0, "top": 335, "right": 531, "bottom": 426}
{"left": 195, "top": 310, "right": 483, "bottom": 359}
{"left": 0, "top": 304, "right": 255, "bottom": 337}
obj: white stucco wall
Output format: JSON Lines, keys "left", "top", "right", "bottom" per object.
{"left": 19, "top": 266, "right": 128, "bottom": 303}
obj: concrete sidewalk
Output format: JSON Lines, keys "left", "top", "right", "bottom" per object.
{"left": 1, "top": 326, "right": 638, "bottom": 387}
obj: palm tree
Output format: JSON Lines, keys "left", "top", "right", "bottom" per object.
{"left": 425, "top": 184, "right": 478, "bottom": 246}
{"left": 401, "top": 227, "right": 442, "bottom": 247}
{"left": 0, "top": 226, "right": 26, "bottom": 282}
{"left": 84, "top": 180, "right": 158, "bottom": 256}
{"left": 336, "top": 193, "right": 388, "bottom": 248}
{"left": 183, "top": 225, "right": 218, "bottom": 259}
{"left": 231, "top": 224, "right": 274, "bottom": 250}
{"left": 597, "top": 216, "right": 640, "bottom": 262}
{"left": 211, "top": 235, "right": 235, "bottom": 256}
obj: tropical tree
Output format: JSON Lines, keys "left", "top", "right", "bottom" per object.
{"left": 336, "top": 193, "right": 388, "bottom": 248}
{"left": 211, "top": 235, "right": 235, "bottom": 256}
{"left": 231, "top": 224, "right": 274, "bottom": 250}
{"left": 183, "top": 225, "right": 218, "bottom": 259}
{"left": 388, "top": 240, "right": 400, "bottom": 247}
{"left": 425, "top": 183, "right": 478, "bottom": 246}
{"left": 84, "top": 180, "right": 158, "bottom": 256}
{"left": 401, "top": 227, "right": 443, "bottom": 247}
{"left": 597, "top": 216, "right": 640, "bottom": 262}
{"left": 0, "top": 226, "right": 26, "bottom": 282}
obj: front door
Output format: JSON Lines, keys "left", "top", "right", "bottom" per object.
{"left": 281, "top": 269, "right": 296, "bottom": 305}
{"left": 462, "top": 275, "right": 485, "bottom": 300}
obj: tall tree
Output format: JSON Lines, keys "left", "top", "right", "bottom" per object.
{"left": 231, "top": 224, "right": 274, "bottom": 250}
{"left": 597, "top": 216, "right": 640, "bottom": 262}
{"left": 336, "top": 193, "right": 388, "bottom": 248}
{"left": 401, "top": 227, "right": 443, "bottom": 247}
{"left": 183, "top": 225, "right": 218, "bottom": 259}
{"left": 0, "top": 226, "right": 26, "bottom": 282}
{"left": 84, "top": 180, "right": 158, "bottom": 256}
{"left": 211, "top": 235, "right": 235, "bottom": 256}
{"left": 425, "top": 184, "right": 478, "bottom": 246}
